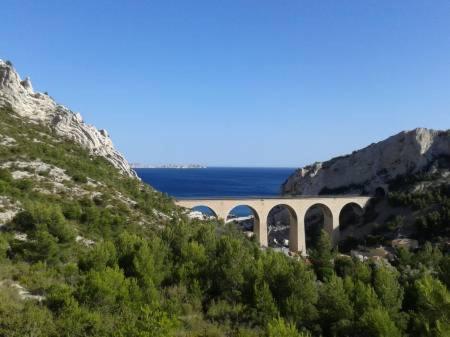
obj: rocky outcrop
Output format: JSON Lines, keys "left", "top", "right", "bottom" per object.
{"left": 282, "top": 128, "right": 450, "bottom": 195}
{"left": 0, "top": 60, "right": 137, "bottom": 178}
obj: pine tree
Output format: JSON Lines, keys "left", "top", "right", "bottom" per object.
{"left": 253, "top": 280, "right": 278, "bottom": 325}
{"left": 310, "top": 230, "right": 334, "bottom": 281}
{"left": 267, "top": 317, "right": 311, "bottom": 337}
{"left": 373, "top": 266, "right": 404, "bottom": 316}
{"left": 359, "top": 307, "right": 402, "bottom": 337}
{"left": 317, "top": 274, "right": 354, "bottom": 335}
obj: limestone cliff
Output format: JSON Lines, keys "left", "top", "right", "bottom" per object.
{"left": 0, "top": 60, "right": 136, "bottom": 178}
{"left": 282, "top": 128, "right": 450, "bottom": 195}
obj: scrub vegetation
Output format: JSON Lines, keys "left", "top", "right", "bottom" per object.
{"left": 0, "top": 107, "right": 449, "bottom": 337}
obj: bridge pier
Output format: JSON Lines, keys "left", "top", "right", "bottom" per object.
{"left": 254, "top": 214, "right": 268, "bottom": 247}
{"left": 331, "top": 209, "right": 341, "bottom": 247}
{"left": 291, "top": 210, "right": 306, "bottom": 255}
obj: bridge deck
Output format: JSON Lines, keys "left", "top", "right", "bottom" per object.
{"left": 175, "top": 195, "right": 369, "bottom": 200}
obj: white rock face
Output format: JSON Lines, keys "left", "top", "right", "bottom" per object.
{"left": 0, "top": 280, "right": 45, "bottom": 302}
{"left": 1, "top": 160, "right": 71, "bottom": 182}
{"left": 282, "top": 128, "right": 450, "bottom": 195}
{"left": 0, "top": 196, "right": 21, "bottom": 227}
{"left": 0, "top": 135, "right": 16, "bottom": 146}
{"left": 0, "top": 60, "right": 137, "bottom": 178}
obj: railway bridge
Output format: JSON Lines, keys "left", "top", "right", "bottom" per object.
{"left": 175, "top": 196, "right": 372, "bottom": 254}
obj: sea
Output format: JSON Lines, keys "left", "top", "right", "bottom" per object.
{"left": 135, "top": 167, "right": 295, "bottom": 198}
{"left": 135, "top": 167, "right": 296, "bottom": 216}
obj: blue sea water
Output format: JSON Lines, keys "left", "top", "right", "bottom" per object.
{"left": 135, "top": 167, "right": 295, "bottom": 198}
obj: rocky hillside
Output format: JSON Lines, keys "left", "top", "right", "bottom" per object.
{"left": 0, "top": 60, "right": 136, "bottom": 177}
{"left": 277, "top": 128, "right": 450, "bottom": 255}
{"left": 282, "top": 128, "right": 450, "bottom": 196}
{"left": 0, "top": 104, "right": 176, "bottom": 232}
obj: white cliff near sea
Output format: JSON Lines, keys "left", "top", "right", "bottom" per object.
{"left": 282, "top": 128, "right": 450, "bottom": 195}
{"left": 0, "top": 60, "right": 136, "bottom": 177}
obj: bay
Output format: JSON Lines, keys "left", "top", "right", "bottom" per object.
{"left": 135, "top": 167, "right": 295, "bottom": 198}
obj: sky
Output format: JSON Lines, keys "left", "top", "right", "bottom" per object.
{"left": 1, "top": 1, "right": 450, "bottom": 167}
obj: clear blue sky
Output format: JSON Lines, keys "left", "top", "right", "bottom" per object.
{"left": 2, "top": 1, "right": 449, "bottom": 167}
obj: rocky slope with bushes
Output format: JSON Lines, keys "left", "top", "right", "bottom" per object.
{"left": 282, "top": 128, "right": 450, "bottom": 196}
{"left": 278, "top": 128, "right": 450, "bottom": 253}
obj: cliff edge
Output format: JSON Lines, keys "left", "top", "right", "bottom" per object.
{"left": 0, "top": 60, "right": 136, "bottom": 177}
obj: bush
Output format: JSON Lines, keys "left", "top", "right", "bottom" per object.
{"left": 71, "top": 173, "right": 88, "bottom": 184}
{"left": 61, "top": 202, "right": 82, "bottom": 220}
{"left": 0, "top": 169, "right": 12, "bottom": 182}
{"left": 12, "top": 210, "right": 35, "bottom": 231}
{"left": 0, "top": 235, "right": 9, "bottom": 260}
{"left": 13, "top": 204, "right": 75, "bottom": 243}
{"left": 267, "top": 317, "right": 311, "bottom": 337}
{"left": 0, "top": 289, "right": 56, "bottom": 337}
{"left": 14, "top": 179, "right": 33, "bottom": 192}
{"left": 13, "top": 230, "right": 60, "bottom": 264}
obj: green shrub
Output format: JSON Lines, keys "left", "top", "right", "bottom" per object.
{"left": 14, "top": 179, "right": 33, "bottom": 192}
{"left": 71, "top": 173, "right": 87, "bottom": 184}
{"left": 0, "top": 169, "right": 12, "bottom": 182}
{"left": 0, "top": 235, "right": 9, "bottom": 260}
{"left": 267, "top": 317, "right": 311, "bottom": 337}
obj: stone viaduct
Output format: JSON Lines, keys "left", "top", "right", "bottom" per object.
{"left": 175, "top": 196, "right": 372, "bottom": 254}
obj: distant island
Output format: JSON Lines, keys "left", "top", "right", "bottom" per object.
{"left": 130, "top": 163, "right": 207, "bottom": 169}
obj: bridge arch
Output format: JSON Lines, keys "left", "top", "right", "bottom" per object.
{"left": 339, "top": 202, "right": 363, "bottom": 232}
{"left": 189, "top": 205, "right": 218, "bottom": 220}
{"left": 374, "top": 186, "right": 386, "bottom": 197}
{"left": 267, "top": 204, "right": 298, "bottom": 251}
{"left": 338, "top": 202, "right": 364, "bottom": 251}
{"left": 304, "top": 203, "right": 333, "bottom": 250}
{"left": 225, "top": 204, "right": 260, "bottom": 235}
